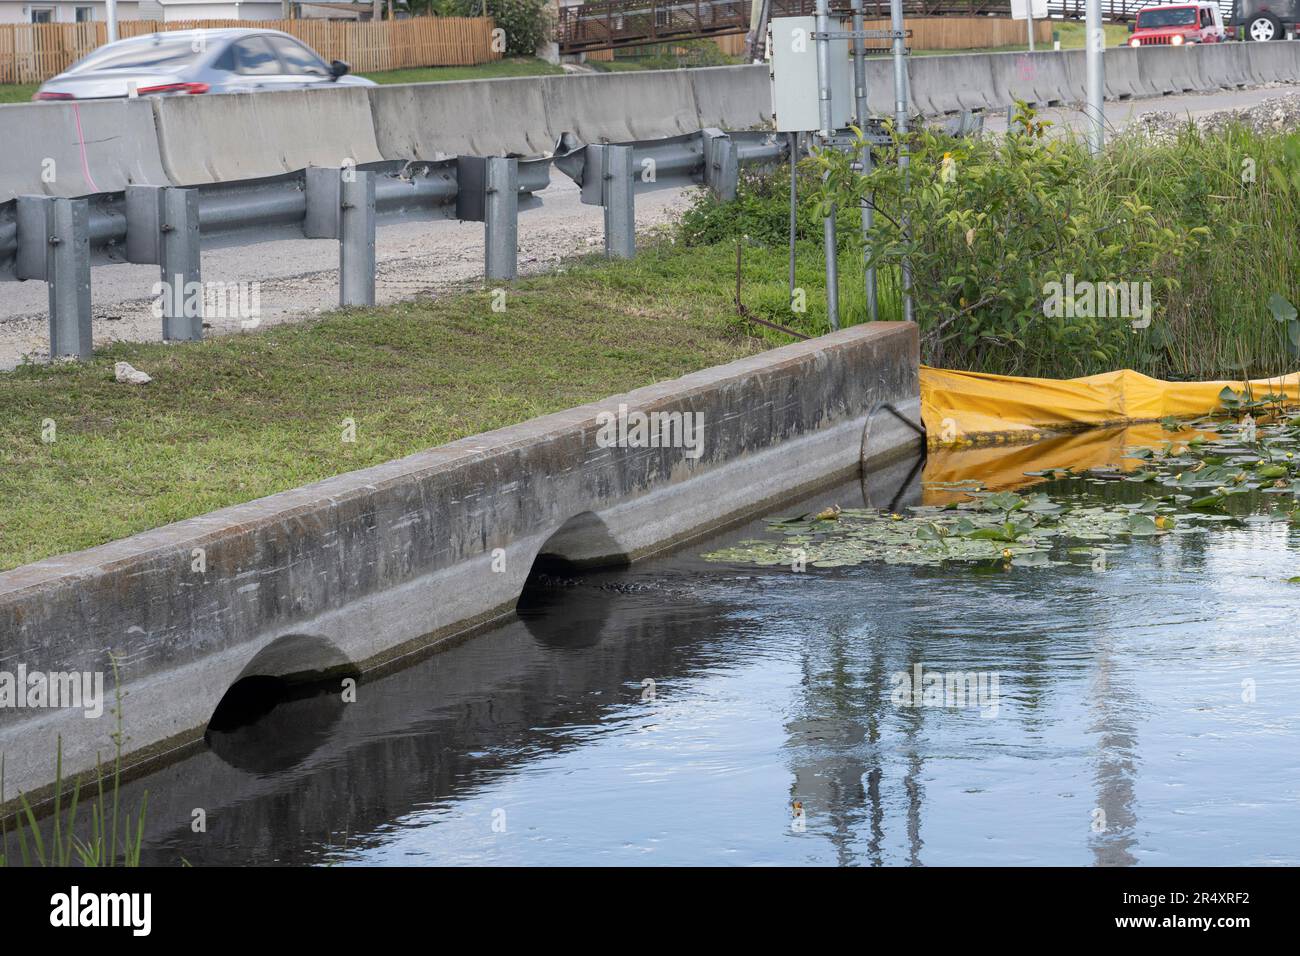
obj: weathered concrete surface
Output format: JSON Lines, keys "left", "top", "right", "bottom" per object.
{"left": 0, "top": 322, "right": 919, "bottom": 802}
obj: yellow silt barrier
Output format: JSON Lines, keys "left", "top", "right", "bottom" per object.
{"left": 921, "top": 366, "right": 1300, "bottom": 447}
{"left": 921, "top": 423, "right": 1210, "bottom": 505}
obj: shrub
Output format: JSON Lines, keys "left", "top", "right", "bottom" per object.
{"left": 458, "top": 0, "right": 550, "bottom": 57}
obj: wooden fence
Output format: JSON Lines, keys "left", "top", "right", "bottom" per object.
{"left": 889, "top": 15, "right": 1052, "bottom": 48}
{"left": 0, "top": 17, "right": 500, "bottom": 87}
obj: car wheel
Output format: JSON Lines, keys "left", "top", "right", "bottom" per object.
{"left": 1247, "top": 14, "right": 1281, "bottom": 41}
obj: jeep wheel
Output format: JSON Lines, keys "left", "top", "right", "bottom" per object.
{"left": 1247, "top": 14, "right": 1281, "bottom": 41}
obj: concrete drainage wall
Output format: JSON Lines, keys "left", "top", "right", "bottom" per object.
{"left": 0, "top": 322, "right": 920, "bottom": 802}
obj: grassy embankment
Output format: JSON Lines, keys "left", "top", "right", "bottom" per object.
{"left": 0, "top": 255, "right": 771, "bottom": 570}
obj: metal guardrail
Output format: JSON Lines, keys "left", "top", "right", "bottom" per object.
{"left": 0, "top": 130, "right": 789, "bottom": 362}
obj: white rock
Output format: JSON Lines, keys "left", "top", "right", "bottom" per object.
{"left": 114, "top": 361, "right": 153, "bottom": 385}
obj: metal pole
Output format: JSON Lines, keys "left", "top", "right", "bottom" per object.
{"left": 106, "top": 0, "right": 119, "bottom": 43}
{"left": 340, "top": 171, "right": 376, "bottom": 307}
{"left": 890, "top": 0, "right": 913, "bottom": 323}
{"left": 604, "top": 144, "right": 636, "bottom": 259}
{"left": 789, "top": 131, "right": 798, "bottom": 301}
{"left": 1026, "top": 8, "right": 1035, "bottom": 52}
{"left": 814, "top": 0, "right": 839, "bottom": 332}
{"left": 484, "top": 156, "right": 519, "bottom": 281}
{"left": 1086, "top": 0, "right": 1105, "bottom": 155}
{"left": 851, "top": 0, "right": 878, "bottom": 323}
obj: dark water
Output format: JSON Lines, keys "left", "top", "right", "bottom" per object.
{"left": 98, "top": 442, "right": 1300, "bottom": 866}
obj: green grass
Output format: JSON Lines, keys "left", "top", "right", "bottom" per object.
{"left": 0, "top": 83, "right": 37, "bottom": 104}
{"left": 911, "top": 21, "right": 1131, "bottom": 55}
{"left": 358, "top": 57, "right": 565, "bottom": 84}
{"left": 0, "top": 252, "right": 770, "bottom": 571}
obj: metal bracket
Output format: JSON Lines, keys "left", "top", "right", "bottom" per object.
{"left": 811, "top": 29, "right": 909, "bottom": 39}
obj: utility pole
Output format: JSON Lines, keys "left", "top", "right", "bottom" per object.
{"left": 850, "top": 0, "right": 877, "bottom": 321}
{"left": 1086, "top": 0, "right": 1105, "bottom": 154}
{"left": 813, "top": 0, "right": 839, "bottom": 331}
{"left": 889, "top": 0, "right": 913, "bottom": 322}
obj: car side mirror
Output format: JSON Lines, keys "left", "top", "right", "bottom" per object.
{"left": 1127, "top": 22, "right": 1135, "bottom": 33}
{"left": 329, "top": 59, "right": 351, "bottom": 80}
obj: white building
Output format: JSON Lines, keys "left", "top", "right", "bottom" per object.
{"left": 0, "top": 0, "right": 286, "bottom": 24}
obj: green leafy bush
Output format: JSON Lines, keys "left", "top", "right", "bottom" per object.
{"left": 811, "top": 105, "right": 1204, "bottom": 375}
{"left": 682, "top": 108, "right": 1300, "bottom": 379}
{"left": 457, "top": 0, "right": 550, "bottom": 57}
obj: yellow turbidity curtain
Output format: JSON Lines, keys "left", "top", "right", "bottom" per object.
{"left": 921, "top": 366, "right": 1300, "bottom": 446}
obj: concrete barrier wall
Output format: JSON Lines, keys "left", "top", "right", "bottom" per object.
{"left": 3, "top": 45, "right": 1300, "bottom": 197}
{"left": 0, "top": 98, "right": 171, "bottom": 203}
{"left": 369, "top": 67, "right": 756, "bottom": 160}
{"left": 691, "top": 63, "right": 771, "bottom": 130}
{"left": 370, "top": 76, "right": 554, "bottom": 159}
{"left": 153, "top": 85, "right": 384, "bottom": 185}
{"left": 541, "top": 69, "right": 703, "bottom": 144}
{"left": 0, "top": 322, "right": 920, "bottom": 800}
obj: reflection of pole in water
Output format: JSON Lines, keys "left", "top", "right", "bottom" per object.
{"left": 1088, "top": 633, "right": 1139, "bottom": 867}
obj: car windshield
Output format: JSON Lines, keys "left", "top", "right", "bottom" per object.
{"left": 66, "top": 36, "right": 204, "bottom": 74}
{"left": 1137, "top": 8, "right": 1199, "bottom": 27}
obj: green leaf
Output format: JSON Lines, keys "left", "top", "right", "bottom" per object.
{"left": 1267, "top": 293, "right": 1298, "bottom": 324}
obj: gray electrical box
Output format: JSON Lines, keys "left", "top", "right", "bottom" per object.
{"left": 769, "top": 16, "right": 854, "bottom": 134}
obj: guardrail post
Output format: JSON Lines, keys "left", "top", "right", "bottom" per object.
{"left": 17, "top": 195, "right": 92, "bottom": 361}
{"left": 456, "top": 155, "right": 519, "bottom": 281}
{"left": 702, "top": 130, "right": 739, "bottom": 202}
{"left": 160, "top": 188, "right": 202, "bottom": 342}
{"left": 340, "top": 171, "right": 376, "bottom": 308}
{"left": 602, "top": 144, "right": 635, "bottom": 260}
{"left": 127, "top": 184, "right": 203, "bottom": 342}
{"left": 306, "top": 166, "right": 376, "bottom": 308}
{"left": 485, "top": 157, "right": 519, "bottom": 281}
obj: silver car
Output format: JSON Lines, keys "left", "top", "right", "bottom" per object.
{"left": 34, "top": 28, "right": 377, "bottom": 101}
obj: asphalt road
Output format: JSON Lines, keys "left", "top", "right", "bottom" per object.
{"left": 0, "top": 82, "right": 1295, "bottom": 369}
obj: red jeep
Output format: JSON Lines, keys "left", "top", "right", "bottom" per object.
{"left": 1129, "top": 3, "right": 1227, "bottom": 45}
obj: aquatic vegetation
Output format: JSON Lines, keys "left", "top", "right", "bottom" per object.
{"left": 704, "top": 414, "right": 1300, "bottom": 571}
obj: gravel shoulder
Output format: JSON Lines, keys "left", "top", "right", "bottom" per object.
{"left": 0, "top": 178, "right": 696, "bottom": 370}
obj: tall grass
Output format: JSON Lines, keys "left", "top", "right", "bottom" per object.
{"left": 0, "top": 661, "right": 147, "bottom": 868}
{"left": 681, "top": 118, "right": 1300, "bottom": 381}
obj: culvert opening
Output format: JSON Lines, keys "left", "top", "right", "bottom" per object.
{"left": 516, "top": 513, "right": 627, "bottom": 646}
{"left": 207, "top": 674, "right": 347, "bottom": 734}
{"left": 517, "top": 553, "right": 587, "bottom": 612}
{"left": 204, "top": 634, "right": 359, "bottom": 773}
